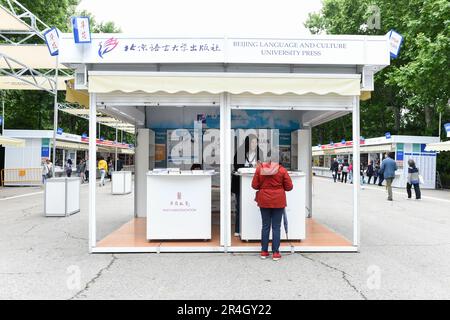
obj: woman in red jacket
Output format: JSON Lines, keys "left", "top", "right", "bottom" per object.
{"left": 252, "top": 161, "right": 293, "bottom": 261}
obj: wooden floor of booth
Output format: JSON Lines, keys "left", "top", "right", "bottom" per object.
{"left": 96, "top": 217, "right": 352, "bottom": 248}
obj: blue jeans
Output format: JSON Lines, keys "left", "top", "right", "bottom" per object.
{"left": 260, "top": 208, "right": 284, "bottom": 253}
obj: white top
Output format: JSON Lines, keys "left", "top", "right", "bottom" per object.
{"left": 245, "top": 151, "right": 257, "bottom": 167}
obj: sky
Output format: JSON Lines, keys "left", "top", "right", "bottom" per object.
{"left": 77, "top": 0, "right": 323, "bottom": 36}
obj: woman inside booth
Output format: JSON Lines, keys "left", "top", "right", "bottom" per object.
{"left": 231, "top": 134, "right": 263, "bottom": 236}
{"left": 252, "top": 159, "right": 293, "bottom": 261}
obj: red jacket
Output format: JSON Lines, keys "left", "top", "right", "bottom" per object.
{"left": 251, "top": 162, "right": 293, "bottom": 208}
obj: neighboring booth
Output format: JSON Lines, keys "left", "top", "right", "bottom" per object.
{"left": 2, "top": 129, "right": 134, "bottom": 185}
{"left": 111, "top": 170, "right": 132, "bottom": 194}
{"left": 44, "top": 177, "right": 80, "bottom": 217}
{"left": 59, "top": 33, "right": 392, "bottom": 253}
{"left": 312, "top": 135, "right": 440, "bottom": 189}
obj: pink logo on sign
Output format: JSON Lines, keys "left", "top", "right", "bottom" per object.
{"left": 98, "top": 37, "right": 119, "bottom": 58}
{"left": 177, "top": 192, "right": 182, "bottom": 200}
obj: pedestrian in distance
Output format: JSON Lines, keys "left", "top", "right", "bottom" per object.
{"left": 65, "top": 159, "right": 73, "bottom": 177}
{"left": 373, "top": 161, "right": 380, "bottom": 185}
{"left": 79, "top": 159, "right": 86, "bottom": 184}
{"left": 379, "top": 153, "right": 398, "bottom": 201}
{"left": 330, "top": 158, "right": 339, "bottom": 183}
{"left": 348, "top": 161, "right": 353, "bottom": 184}
{"left": 337, "top": 162, "right": 342, "bottom": 182}
{"left": 252, "top": 160, "right": 293, "bottom": 261}
{"left": 41, "top": 158, "right": 49, "bottom": 184}
{"left": 341, "top": 160, "right": 349, "bottom": 183}
{"left": 98, "top": 156, "right": 108, "bottom": 187}
{"left": 366, "top": 160, "right": 374, "bottom": 184}
{"left": 406, "top": 159, "right": 421, "bottom": 200}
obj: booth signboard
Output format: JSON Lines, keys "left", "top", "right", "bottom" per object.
{"left": 72, "top": 17, "right": 91, "bottom": 44}
{"left": 44, "top": 27, "right": 59, "bottom": 56}
{"left": 388, "top": 29, "right": 403, "bottom": 59}
{"left": 59, "top": 35, "right": 390, "bottom": 66}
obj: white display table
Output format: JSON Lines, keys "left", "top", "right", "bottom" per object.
{"left": 146, "top": 170, "right": 214, "bottom": 240}
{"left": 236, "top": 168, "right": 306, "bottom": 241}
{"left": 111, "top": 171, "right": 132, "bottom": 194}
{"left": 44, "top": 177, "right": 80, "bottom": 217}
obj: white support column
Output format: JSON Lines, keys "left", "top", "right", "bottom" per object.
{"left": 89, "top": 93, "right": 97, "bottom": 252}
{"left": 307, "top": 126, "right": 312, "bottom": 218}
{"left": 115, "top": 126, "right": 118, "bottom": 171}
{"left": 220, "top": 93, "right": 232, "bottom": 249}
{"left": 352, "top": 96, "right": 360, "bottom": 247}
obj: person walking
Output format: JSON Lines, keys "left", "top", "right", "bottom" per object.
{"left": 108, "top": 157, "right": 114, "bottom": 181}
{"left": 373, "top": 162, "right": 380, "bottom": 185}
{"left": 41, "top": 159, "right": 50, "bottom": 184}
{"left": 79, "top": 159, "right": 86, "bottom": 184}
{"left": 406, "top": 159, "right": 421, "bottom": 200}
{"left": 330, "top": 158, "right": 339, "bottom": 183}
{"left": 379, "top": 153, "right": 398, "bottom": 201}
{"left": 84, "top": 157, "right": 89, "bottom": 182}
{"left": 252, "top": 160, "right": 293, "bottom": 261}
{"left": 337, "top": 162, "right": 342, "bottom": 182}
{"left": 341, "top": 160, "right": 349, "bottom": 183}
{"left": 348, "top": 161, "right": 353, "bottom": 184}
{"left": 366, "top": 160, "right": 374, "bottom": 184}
{"left": 65, "top": 159, "right": 73, "bottom": 177}
{"left": 98, "top": 156, "right": 108, "bottom": 187}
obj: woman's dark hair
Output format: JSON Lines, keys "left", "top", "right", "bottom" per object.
{"left": 67, "top": 159, "right": 72, "bottom": 165}
{"left": 244, "top": 134, "right": 258, "bottom": 154}
{"left": 408, "top": 159, "right": 416, "bottom": 168}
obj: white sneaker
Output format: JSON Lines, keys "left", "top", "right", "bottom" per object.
{"left": 234, "top": 233, "right": 240, "bottom": 237}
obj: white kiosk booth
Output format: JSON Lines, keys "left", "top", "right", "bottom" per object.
{"left": 59, "top": 33, "right": 391, "bottom": 253}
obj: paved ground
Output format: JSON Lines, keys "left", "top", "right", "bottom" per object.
{"left": 0, "top": 176, "right": 449, "bottom": 300}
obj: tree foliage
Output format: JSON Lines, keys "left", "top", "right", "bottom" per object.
{"left": 306, "top": 0, "right": 450, "bottom": 185}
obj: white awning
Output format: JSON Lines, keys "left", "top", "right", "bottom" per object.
{"left": 0, "top": 76, "right": 71, "bottom": 90}
{"left": 425, "top": 141, "right": 450, "bottom": 152}
{"left": 0, "top": 45, "right": 68, "bottom": 69}
{"left": 56, "top": 140, "right": 89, "bottom": 150}
{"left": 0, "top": 6, "right": 30, "bottom": 31}
{"left": 0, "top": 135, "right": 25, "bottom": 147}
{"left": 89, "top": 72, "right": 361, "bottom": 96}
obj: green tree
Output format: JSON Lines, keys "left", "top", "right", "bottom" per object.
{"left": 306, "top": 0, "right": 450, "bottom": 186}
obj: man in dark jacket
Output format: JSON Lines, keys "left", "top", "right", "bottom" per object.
{"left": 380, "top": 153, "right": 398, "bottom": 201}
{"left": 330, "top": 158, "right": 339, "bottom": 182}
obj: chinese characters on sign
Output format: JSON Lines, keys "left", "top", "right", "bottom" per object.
{"left": 44, "top": 27, "right": 59, "bottom": 56}
{"left": 72, "top": 17, "right": 91, "bottom": 43}
{"left": 123, "top": 42, "right": 221, "bottom": 53}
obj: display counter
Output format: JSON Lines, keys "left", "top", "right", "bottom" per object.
{"left": 235, "top": 168, "right": 306, "bottom": 241}
{"left": 111, "top": 171, "right": 132, "bottom": 194}
{"left": 44, "top": 177, "right": 80, "bottom": 217}
{"left": 146, "top": 169, "right": 215, "bottom": 240}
